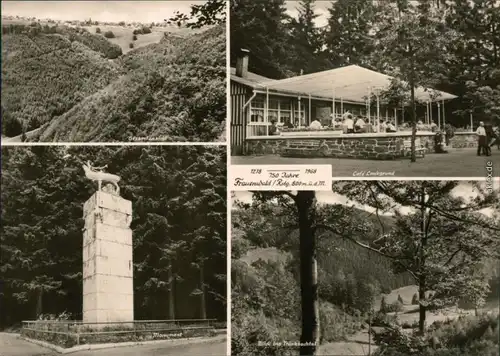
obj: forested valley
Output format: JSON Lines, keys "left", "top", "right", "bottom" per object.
{"left": 232, "top": 182, "right": 500, "bottom": 356}
{"left": 1, "top": 16, "right": 226, "bottom": 142}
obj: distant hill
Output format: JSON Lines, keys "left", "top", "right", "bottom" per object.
{"left": 1, "top": 21, "right": 226, "bottom": 142}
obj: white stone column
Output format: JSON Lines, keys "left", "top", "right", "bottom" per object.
{"left": 82, "top": 191, "right": 133, "bottom": 324}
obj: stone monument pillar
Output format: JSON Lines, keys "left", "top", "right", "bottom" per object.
{"left": 82, "top": 162, "right": 133, "bottom": 324}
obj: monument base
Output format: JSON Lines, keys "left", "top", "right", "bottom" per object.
{"left": 82, "top": 191, "right": 134, "bottom": 325}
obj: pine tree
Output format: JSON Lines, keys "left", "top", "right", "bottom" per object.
{"left": 288, "top": 0, "right": 330, "bottom": 74}
{"left": 230, "top": 0, "right": 292, "bottom": 78}
{"left": 380, "top": 296, "right": 387, "bottom": 313}
{"left": 325, "top": 0, "right": 376, "bottom": 67}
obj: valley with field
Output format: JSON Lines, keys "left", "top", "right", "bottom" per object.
{"left": 1, "top": 15, "right": 226, "bottom": 142}
{"left": 231, "top": 183, "right": 500, "bottom": 356}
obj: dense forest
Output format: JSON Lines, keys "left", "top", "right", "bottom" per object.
{"left": 0, "top": 146, "right": 227, "bottom": 328}
{"left": 1, "top": 15, "right": 226, "bottom": 142}
{"left": 232, "top": 183, "right": 500, "bottom": 356}
{"left": 230, "top": 0, "right": 500, "bottom": 127}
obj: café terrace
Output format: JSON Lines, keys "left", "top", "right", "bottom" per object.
{"left": 230, "top": 49, "right": 477, "bottom": 160}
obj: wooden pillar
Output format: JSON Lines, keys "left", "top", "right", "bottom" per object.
{"left": 376, "top": 94, "right": 380, "bottom": 132}
{"left": 430, "top": 101, "right": 433, "bottom": 124}
{"left": 308, "top": 94, "right": 312, "bottom": 125}
{"left": 442, "top": 100, "right": 446, "bottom": 126}
{"left": 368, "top": 87, "right": 371, "bottom": 125}
{"left": 332, "top": 87, "right": 336, "bottom": 122}
{"left": 298, "top": 96, "right": 302, "bottom": 128}
{"left": 437, "top": 102, "right": 441, "bottom": 129}
{"left": 394, "top": 108, "right": 397, "bottom": 129}
{"left": 266, "top": 87, "right": 269, "bottom": 136}
{"left": 426, "top": 102, "right": 429, "bottom": 124}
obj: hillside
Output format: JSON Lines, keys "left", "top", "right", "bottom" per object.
{"left": 1, "top": 21, "right": 226, "bottom": 142}
{"left": 1, "top": 26, "right": 123, "bottom": 134}
{"left": 35, "top": 25, "right": 226, "bottom": 142}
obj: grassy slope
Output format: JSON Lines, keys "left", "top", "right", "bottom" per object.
{"left": 37, "top": 25, "right": 226, "bottom": 142}
{"left": 83, "top": 24, "right": 206, "bottom": 54}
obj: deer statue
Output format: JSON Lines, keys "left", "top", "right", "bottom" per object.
{"left": 82, "top": 161, "right": 121, "bottom": 195}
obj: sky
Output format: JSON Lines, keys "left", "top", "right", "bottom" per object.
{"left": 1, "top": 1, "right": 205, "bottom": 23}
{"left": 286, "top": 1, "right": 330, "bottom": 27}
{"left": 233, "top": 180, "right": 499, "bottom": 217}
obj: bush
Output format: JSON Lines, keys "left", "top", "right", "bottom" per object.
{"left": 133, "top": 29, "right": 142, "bottom": 35}
{"left": 141, "top": 26, "right": 152, "bottom": 34}
{"left": 129, "top": 43, "right": 134, "bottom": 49}
{"left": 2, "top": 114, "right": 23, "bottom": 137}
{"left": 412, "top": 293, "right": 419, "bottom": 305}
{"left": 103, "top": 30, "right": 115, "bottom": 38}
{"left": 133, "top": 34, "right": 137, "bottom": 41}
{"left": 401, "top": 320, "right": 419, "bottom": 329}
{"left": 96, "top": 27, "right": 101, "bottom": 34}
{"left": 372, "top": 311, "right": 398, "bottom": 327}
{"left": 374, "top": 313, "right": 500, "bottom": 356}
{"left": 381, "top": 300, "right": 404, "bottom": 314}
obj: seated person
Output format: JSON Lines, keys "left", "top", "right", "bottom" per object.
{"left": 309, "top": 119, "right": 322, "bottom": 130}
{"left": 430, "top": 120, "right": 438, "bottom": 132}
{"left": 284, "top": 120, "right": 294, "bottom": 129}
{"left": 386, "top": 121, "right": 396, "bottom": 132}
{"left": 330, "top": 114, "right": 337, "bottom": 128}
{"left": 355, "top": 116, "right": 365, "bottom": 132}
{"left": 379, "top": 120, "right": 387, "bottom": 133}
{"left": 343, "top": 114, "right": 355, "bottom": 133}
{"left": 269, "top": 120, "right": 279, "bottom": 135}
{"left": 416, "top": 120, "right": 425, "bottom": 130}
{"left": 434, "top": 131, "right": 448, "bottom": 153}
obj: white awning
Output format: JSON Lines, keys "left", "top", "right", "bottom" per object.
{"left": 259, "top": 65, "right": 457, "bottom": 104}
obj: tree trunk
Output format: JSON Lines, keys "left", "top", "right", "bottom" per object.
{"left": 35, "top": 289, "right": 43, "bottom": 319}
{"left": 200, "top": 260, "right": 207, "bottom": 320}
{"left": 418, "top": 275, "right": 427, "bottom": 334}
{"left": 409, "top": 45, "right": 417, "bottom": 163}
{"left": 418, "top": 189, "right": 427, "bottom": 334}
{"left": 296, "top": 191, "right": 319, "bottom": 356}
{"left": 168, "top": 263, "right": 175, "bottom": 320}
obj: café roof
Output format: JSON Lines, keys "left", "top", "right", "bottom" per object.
{"left": 258, "top": 65, "right": 457, "bottom": 104}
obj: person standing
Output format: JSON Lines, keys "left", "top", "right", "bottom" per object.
{"left": 485, "top": 124, "right": 495, "bottom": 156}
{"left": 476, "top": 121, "right": 487, "bottom": 156}
{"left": 444, "top": 123, "right": 454, "bottom": 146}
{"left": 490, "top": 126, "right": 500, "bottom": 150}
